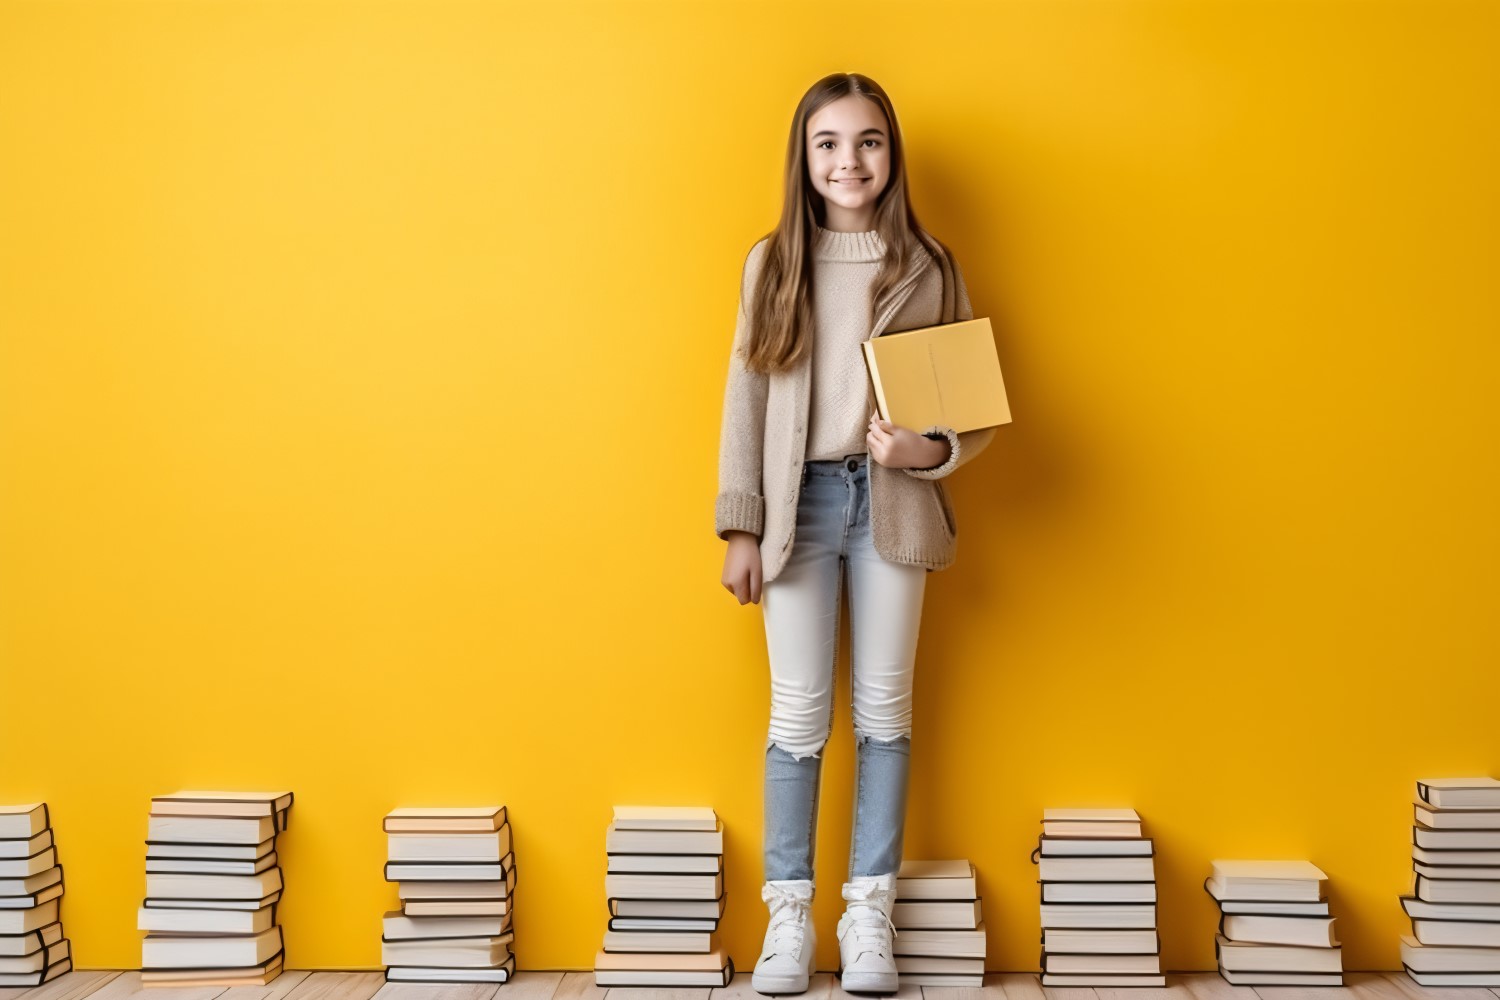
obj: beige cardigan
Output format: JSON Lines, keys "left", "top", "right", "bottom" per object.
{"left": 715, "top": 234, "right": 997, "bottom": 583}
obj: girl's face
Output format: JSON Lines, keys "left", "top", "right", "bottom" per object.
{"left": 805, "top": 95, "right": 891, "bottom": 227}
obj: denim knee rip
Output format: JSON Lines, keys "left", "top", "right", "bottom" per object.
{"left": 766, "top": 734, "right": 828, "bottom": 761}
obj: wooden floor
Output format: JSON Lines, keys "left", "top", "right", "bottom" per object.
{"left": 3, "top": 971, "right": 1498, "bottom": 1000}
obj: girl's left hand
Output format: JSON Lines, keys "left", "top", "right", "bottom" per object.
{"left": 867, "top": 413, "right": 951, "bottom": 469}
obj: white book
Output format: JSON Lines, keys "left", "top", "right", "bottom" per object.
{"left": 386, "top": 955, "right": 514, "bottom": 983}
{"left": 0, "top": 849, "right": 56, "bottom": 880}
{"left": 1215, "top": 934, "right": 1342, "bottom": 973}
{"left": 147, "top": 815, "right": 275, "bottom": 846}
{"left": 151, "top": 792, "right": 293, "bottom": 819}
{"left": 0, "top": 882, "right": 63, "bottom": 910}
{"left": 1417, "top": 876, "right": 1500, "bottom": 904}
{"left": 608, "top": 896, "right": 725, "bottom": 920}
{"left": 609, "top": 917, "right": 719, "bottom": 932}
{"left": 0, "top": 899, "right": 60, "bottom": 935}
{"left": 1207, "top": 860, "right": 1326, "bottom": 901}
{"left": 1413, "top": 920, "right": 1500, "bottom": 947}
{"left": 1419, "top": 778, "right": 1500, "bottom": 811}
{"left": 142, "top": 892, "right": 279, "bottom": 912}
{"left": 145, "top": 868, "right": 282, "bottom": 901}
{"left": 386, "top": 861, "right": 510, "bottom": 882}
{"left": 891, "top": 926, "right": 987, "bottom": 958}
{"left": 893, "top": 956, "right": 984, "bottom": 974}
{"left": 0, "top": 921, "right": 62, "bottom": 957}
{"left": 607, "top": 854, "right": 722, "bottom": 874}
{"left": 1416, "top": 827, "right": 1500, "bottom": 850}
{"left": 1221, "top": 914, "right": 1339, "bottom": 947}
{"left": 142, "top": 925, "right": 282, "bottom": 969}
{"left": 0, "top": 806, "right": 48, "bottom": 842}
{"left": 1043, "top": 929, "right": 1159, "bottom": 954}
{"left": 1038, "top": 836, "right": 1153, "bottom": 857}
{"left": 1040, "top": 904, "right": 1156, "bottom": 929}
{"left": 1414, "top": 861, "right": 1500, "bottom": 880}
{"left": 897, "top": 973, "right": 985, "bottom": 987}
{"left": 383, "top": 807, "right": 506, "bottom": 834}
{"left": 387, "top": 825, "right": 511, "bottom": 863}
{"left": 1038, "top": 856, "right": 1154, "bottom": 882}
{"left": 1413, "top": 846, "right": 1500, "bottom": 866}
{"left": 0, "top": 866, "right": 63, "bottom": 898}
{"left": 397, "top": 864, "right": 516, "bottom": 900}
{"left": 146, "top": 853, "right": 277, "bottom": 876}
{"left": 1044, "top": 952, "right": 1162, "bottom": 974}
{"left": 0, "top": 939, "right": 68, "bottom": 977}
{"left": 612, "top": 806, "right": 718, "bottom": 831}
{"left": 602, "top": 929, "right": 714, "bottom": 953}
{"left": 1216, "top": 898, "right": 1330, "bottom": 915}
{"left": 148, "top": 838, "right": 275, "bottom": 861}
{"left": 891, "top": 899, "right": 982, "bottom": 929}
{"left": 382, "top": 910, "right": 512, "bottom": 940}
{"left": 138, "top": 904, "right": 275, "bottom": 934}
{"left": 1416, "top": 803, "right": 1500, "bottom": 830}
{"left": 896, "top": 860, "right": 977, "bottom": 900}
{"left": 1043, "top": 809, "right": 1142, "bottom": 838}
{"left": 1042, "top": 881, "right": 1156, "bottom": 903}
{"left": 1401, "top": 933, "right": 1500, "bottom": 973}
{"left": 605, "top": 872, "right": 723, "bottom": 900}
{"left": 1400, "top": 895, "right": 1500, "bottom": 923}
{"left": 402, "top": 899, "right": 510, "bottom": 917}
{"left": 382, "top": 933, "right": 513, "bottom": 968}
{"left": 1218, "top": 967, "right": 1341, "bottom": 986}
{"left": 0, "top": 830, "right": 53, "bottom": 861}
{"left": 605, "top": 823, "right": 723, "bottom": 855}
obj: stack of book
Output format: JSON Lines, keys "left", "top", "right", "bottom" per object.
{"left": 1207, "top": 860, "right": 1342, "bottom": 986}
{"left": 1400, "top": 777, "right": 1500, "bottom": 986}
{"left": 382, "top": 807, "right": 516, "bottom": 983}
{"left": 891, "top": 859, "right": 986, "bottom": 986}
{"left": 0, "top": 804, "right": 70, "bottom": 987}
{"left": 595, "top": 806, "right": 732, "bottom": 987}
{"left": 138, "top": 791, "right": 293, "bottom": 987}
{"left": 1033, "top": 808, "right": 1164, "bottom": 986}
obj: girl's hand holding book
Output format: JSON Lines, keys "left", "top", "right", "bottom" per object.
{"left": 867, "top": 414, "right": 951, "bottom": 471}
{"left": 721, "top": 531, "right": 763, "bottom": 605}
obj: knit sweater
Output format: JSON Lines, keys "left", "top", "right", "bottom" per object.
{"left": 716, "top": 230, "right": 997, "bottom": 584}
{"left": 806, "top": 225, "right": 886, "bottom": 461}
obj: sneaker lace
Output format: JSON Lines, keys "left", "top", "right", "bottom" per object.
{"left": 839, "top": 900, "right": 897, "bottom": 957}
{"left": 764, "top": 890, "right": 810, "bottom": 956}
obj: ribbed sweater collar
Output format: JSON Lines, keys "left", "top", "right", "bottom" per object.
{"left": 813, "top": 224, "right": 886, "bottom": 262}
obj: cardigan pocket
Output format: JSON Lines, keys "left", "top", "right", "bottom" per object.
{"left": 933, "top": 481, "right": 957, "bottom": 537}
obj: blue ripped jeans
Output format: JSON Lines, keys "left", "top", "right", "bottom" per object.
{"left": 761, "top": 454, "right": 927, "bottom": 882}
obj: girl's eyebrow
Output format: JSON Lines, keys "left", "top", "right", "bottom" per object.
{"left": 810, "top": 127, "right": 886, "bottom": 140}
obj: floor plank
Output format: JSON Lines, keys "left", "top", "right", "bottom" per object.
{"left": 371, "top": 983, "right": 499, "bottom": 1000}
{"left": 9, "top": 972, "right": 122, "bottom": 1000}
{"left": 829, "top": 979, "right": 919, "bottom": 1000}
{"left": 502, "top": 972, "right": 565, "bottom": 1000}
{"left": 996, "top": 974, "right": 1048, "bottom": 1000}
{"left": 552, "top": 973, "right": 606, "bottom": 1000}
{"left": 1094, "top": 976, "right": 1186, "bottom": 1000}
{"left": 1378, "top": 971, "right": 1499, "bottom": 1000}
{"left": 218, "top": 970, "right": 313, "bottom": 1000}
{"left": 1249, "top": 986, "right": 1351, "bottom": 1000}
{"left": 707, "top": 972, "right": 763, "bottom": 1000}
{"left": 923, "top": 972, "right": 1007, "bottom": 1000}
{"left": 1178, "top": 971, "right": 1258, "bottom": 1000}
{"left": 281, "top": 973, "right": 385, "bottom": 1000}
{"left": 603, "top": 990, "right": 710, "bottom": 1000}
{"left": 84, "top": 972, "right": 223, "bottom": 1000}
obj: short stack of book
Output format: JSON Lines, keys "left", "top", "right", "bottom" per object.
{"left": 1400, "top": 776, "right": 1500, "bottom": 986}
{"left": 1207, "top": 859, "right": 1342, "bottom": 986}
{"left": 891, "top": 859, "right": 986, "bottom": 986}
{"left": 0, "top": 804, "right": 70, "bottom": 987}
{"left": 1033, "top": 808, "right": 1164, "bottom": 986}
{"left": 595, "top": 806, "right": 732, "bottom": 987}
{"left": 138, "top": 791, "right": 293, "bottom": 987}
{"left": 382, "top": 807, "right": 516, "bottom": 983}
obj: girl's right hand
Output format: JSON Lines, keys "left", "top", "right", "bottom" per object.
{"left": 721, "top": 531, "right": 763, "bottom": 605}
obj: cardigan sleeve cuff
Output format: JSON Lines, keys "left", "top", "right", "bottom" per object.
{"left": 715, "top": 492, "right": 765, "bottom": 539}
{"left": 903, "top": 426, "right": 961, "bottom": 480}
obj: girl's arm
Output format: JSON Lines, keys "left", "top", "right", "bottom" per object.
{"left": 903, "top": 255, "right": 998, "bottom": 480}
{"left": 715, "top": 239, "right": 772, "bottom": 539}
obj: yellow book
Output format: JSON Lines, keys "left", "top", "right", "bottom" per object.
{"left": 861, "top": 317, "right": 1010, "bottom": 433}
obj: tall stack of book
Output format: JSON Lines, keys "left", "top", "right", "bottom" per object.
{"left": 595, "top": 806, "right": 732, "bottom": 987}
{"left": 382, "top": 807, "right": 516, "bottom": 983}
{"left": 1400, "top": 777, "right": 1500, "bottom": 986}
{"left": 1033, "top": 808, "right": 1164, "bottom": 986}
{"left": 139, "top": 791, "right": 292, "bottom": 987}
{"left": 891, "top": 859, "right": 986, "bottom": 987}
{"left": 0, "top": 804, "right": 70, "bottom": 987}
{"left": 1206, "top": 860, "right": 1342, "bottom": 986}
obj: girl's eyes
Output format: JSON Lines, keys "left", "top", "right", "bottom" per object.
{"left": 817, "top": 139, "right": 880, "bottom": 150}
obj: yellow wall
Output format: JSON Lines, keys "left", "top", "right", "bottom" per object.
{"left": 2, "top": 0, "right": 1496, "bottom": 974}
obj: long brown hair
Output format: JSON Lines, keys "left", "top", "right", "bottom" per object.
{"left": 742, "top": 73, "right": 951, "bottom": 374}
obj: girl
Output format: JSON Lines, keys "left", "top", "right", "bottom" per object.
{"left": 715, "top": 74, "right": 996, "bottom": 995}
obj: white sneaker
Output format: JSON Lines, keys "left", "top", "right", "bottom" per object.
{"left": 752, "top": 879, "right": 817, "bottom": 994}
{"left": 837, "top": 873, "right": 898, "bottom": 994}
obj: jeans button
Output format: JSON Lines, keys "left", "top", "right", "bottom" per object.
{"left": 846, "top": 458, "right": 858, "bottom": 472}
